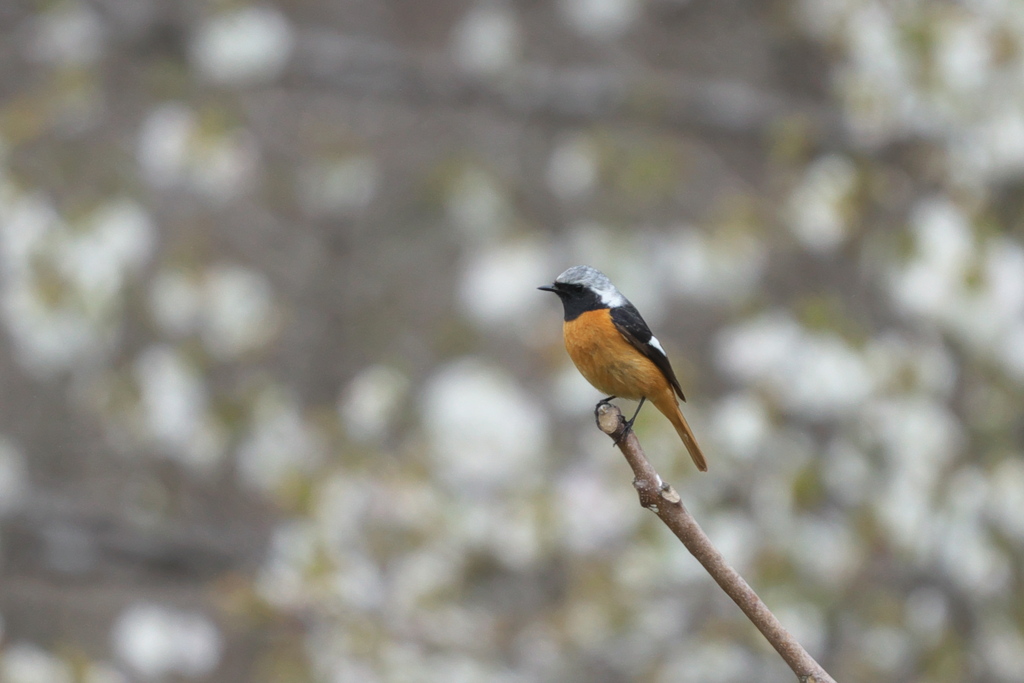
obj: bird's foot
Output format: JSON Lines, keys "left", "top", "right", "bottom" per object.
{"left": 612, "top": 397, "right": 646, "bottom": 447}
{"left": 610, "top": 413, "right": 634, "bottom": 446}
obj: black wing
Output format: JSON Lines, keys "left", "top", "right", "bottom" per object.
{"left": 611, "top": 303, "right": 686, "bottom": 402}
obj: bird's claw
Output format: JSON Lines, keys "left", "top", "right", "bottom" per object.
{"left": 612, "top": 416, "right": 637, "bottom": 447}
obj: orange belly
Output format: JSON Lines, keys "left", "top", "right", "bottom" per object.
{"left": 563, "top": 309, "right": 670, "bottom": 400}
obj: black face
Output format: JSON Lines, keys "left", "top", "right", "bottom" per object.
{"left": 538, "top": 282, "right": 605, "bottom": 321}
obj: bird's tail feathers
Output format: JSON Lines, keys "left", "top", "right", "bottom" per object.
{"left": 656, "top": 396, "right": 708, "bottom": 472}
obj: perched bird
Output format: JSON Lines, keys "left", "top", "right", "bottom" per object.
{"left": 539, "top": 265, "right": 707, "bottom": 471}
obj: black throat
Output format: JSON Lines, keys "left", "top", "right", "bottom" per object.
{"left": 554, "top": 285, "right": 606, "bottom": 321}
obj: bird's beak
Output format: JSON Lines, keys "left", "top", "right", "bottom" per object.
{"left": 537, "top": 284, "right": 556, "bottom": 292}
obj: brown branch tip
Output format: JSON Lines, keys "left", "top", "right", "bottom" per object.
{"left": 593, "top": 403, "right": 838, "bottom": 683}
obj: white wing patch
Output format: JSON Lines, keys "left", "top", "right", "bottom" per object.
{"left": 648, "top": 335, "right": 666, "bottom": 356}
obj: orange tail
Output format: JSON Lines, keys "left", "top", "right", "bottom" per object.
{"left": 651, "top": 393, "right": 708, "bottom": 472}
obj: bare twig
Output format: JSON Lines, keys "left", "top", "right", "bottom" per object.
{"left": 290, "top": 30, "right": 843, "bottom": 139}
{"left": 595, "top": 403, "right": 837, "bottom": 683}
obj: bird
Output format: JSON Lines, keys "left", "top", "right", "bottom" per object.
{"left": 539, "top": 265, "right": 707, "bottom": 471}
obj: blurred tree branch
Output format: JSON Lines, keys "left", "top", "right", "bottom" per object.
{"left": 291, "top": 31, "right": 842, "bottom": 138}
{"left": 595, "top": 403, "right": 837, "bottom": 683}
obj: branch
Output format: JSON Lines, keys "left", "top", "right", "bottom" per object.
{"left": 289, "top": 30, "right": 843, "bottom": 139}
{"left": 595, "top": 403, "right": 837, "bottom": 683}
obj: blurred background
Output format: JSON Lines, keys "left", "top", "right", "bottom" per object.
{"left": 1, "top": 0, "right": 1024, "bottom": 681}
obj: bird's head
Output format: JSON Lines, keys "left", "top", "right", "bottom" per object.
{"left": 539, "top": 265, "right": 626, "bottom": 317}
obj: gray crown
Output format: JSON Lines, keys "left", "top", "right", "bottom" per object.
{"left": 555, "top": 265, "right": 626, "bottom": 307}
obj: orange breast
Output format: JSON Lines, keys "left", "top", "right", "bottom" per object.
{"left": 563, "top": 309, "right": 671, "bottom": 400}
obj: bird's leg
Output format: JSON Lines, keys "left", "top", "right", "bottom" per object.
{"left": 596, "top": 395, "right": 616, "bottom": 407}
{"left": 613, "top": 397, "right": 646, "bottom": 446}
